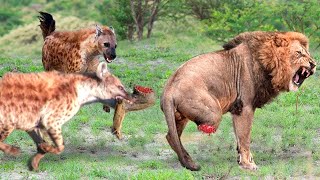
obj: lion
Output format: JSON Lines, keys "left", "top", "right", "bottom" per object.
{"left": 160, "top": 31, "right": 316, "bottom": 171}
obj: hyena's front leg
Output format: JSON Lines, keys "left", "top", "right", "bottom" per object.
{"left": 0, "top": 126, "right": 20, "bottom": 156}
{"left": 27, "top": 129, "right": 48, "bottom": 171}
{"left": 39, "top": 126, "right": 65, "bottom": 154}
{"left": 232, "top": 106, "right": 257, "bottom": 170}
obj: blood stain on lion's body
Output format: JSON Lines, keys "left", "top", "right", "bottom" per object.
{"left": 161, "top": 31, "right": 316, "bottom": 171}
{"left": 0, "top": 62, "right": 132, "bottom": 171}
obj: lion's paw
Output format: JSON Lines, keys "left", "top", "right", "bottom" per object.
{"left": 239, "top": 162, "right": 258, "bottom": 171}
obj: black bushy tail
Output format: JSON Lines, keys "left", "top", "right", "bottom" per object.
{"left": 38, "top": 11, "right": 56, "bottom": 40}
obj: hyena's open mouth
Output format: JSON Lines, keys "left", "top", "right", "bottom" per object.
{"left": 103, "top": 53, "right": 114, "bottom": 63}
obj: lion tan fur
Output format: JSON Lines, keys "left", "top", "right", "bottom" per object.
{"left": 161, "top": 31, "right": 316, "bottom": 171}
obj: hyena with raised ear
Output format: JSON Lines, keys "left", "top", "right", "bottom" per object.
{"left": 0, "top": 62, "right": 132, "bottom": 171}
{"left": 39, "top": 11, "right": 117, "bottom": 73}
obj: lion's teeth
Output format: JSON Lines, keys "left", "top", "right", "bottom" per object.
{"left": 302, "top": 68, "right": 306, "bottom": 75}
{"left": 294, "top": 74, "right": 299, "bottom": 83}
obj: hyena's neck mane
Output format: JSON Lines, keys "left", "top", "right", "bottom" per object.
{"left": 54, "top": 28, "right": 99, "bottom": 61}
{"left": 77, "top": 29, "right": 101, "bottom": 61}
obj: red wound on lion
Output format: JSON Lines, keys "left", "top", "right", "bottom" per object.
{"left": 134, "top": 85, "right": 154, "bottom": 94}
{"left": 198, "top": 124, "right": 216, "bottom": 135}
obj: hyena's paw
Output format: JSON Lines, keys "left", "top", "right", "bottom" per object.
{"left": 5, "top": 146, "right": 21, "bottom": 156}
{"left": 39, "top": 143, "right": 55, "bottom": 153}
{"left": 28, "top": 153, "right": 45, "bottom": 171}
{"left": 39, "top": 143, "right": 64, "bottom": 154}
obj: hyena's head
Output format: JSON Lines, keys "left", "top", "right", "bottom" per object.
{"left": 95, "top": 25, "right": 117, "bottom": 63}
{"left": 96, "top": 62, "right": 132, "bottom": 102}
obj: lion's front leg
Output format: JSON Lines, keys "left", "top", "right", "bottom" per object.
{"left": 232, "top": 106, "right": 257, "bottom": 171}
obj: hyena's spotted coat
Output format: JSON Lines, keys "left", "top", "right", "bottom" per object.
{"left": 0, "top": 62, "right": 131, "bottom": 171}
{"left": 38, "top": 12, "right": 155, "bottom": 140}
{"left": 39, "top": 11, "right": 117, "bottom": 73}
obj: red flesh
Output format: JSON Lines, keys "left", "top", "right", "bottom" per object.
{"left": 134, "top": 85, "right": 154, "bottom": 94}
{"left": 198, "top": 124, "right": 216, "bottom": 134}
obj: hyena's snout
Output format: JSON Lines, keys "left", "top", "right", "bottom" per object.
{"left": 115, "top": 86, "right": 135, "bottom": 104}
{"left": 109, "top": 47, "right": 116, "bottom": 60}
{"left": 103, "top": 47, "right": 116, "bottom": 63}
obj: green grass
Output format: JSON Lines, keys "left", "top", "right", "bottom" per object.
{"left": 1, "top": 15, "right": 320, "bottom": 179}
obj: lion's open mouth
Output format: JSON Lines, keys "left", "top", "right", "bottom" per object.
{"left": 292, "top": 67, "right": 313, "bottom": 87}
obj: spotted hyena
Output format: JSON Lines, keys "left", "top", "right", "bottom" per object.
{"left": 39, "top": 11, "right": 117, "bottom": 73}
{"left": 38, "top": 12, "right": 155, "bottom": 139}
{"left": 0, "top": 62, "right": 132, "bottom": 171}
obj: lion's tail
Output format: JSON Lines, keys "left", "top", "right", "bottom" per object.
{"left": 160, "top": 92, "right": 184, "bottom": 160}
{"left": 38, "top": 11, "right": 55, "bottom": 40}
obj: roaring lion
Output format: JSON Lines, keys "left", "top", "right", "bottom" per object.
{"left": 160, "top": 31, "right": 316, "bottom": 171}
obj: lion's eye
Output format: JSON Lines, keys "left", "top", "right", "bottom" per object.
{"left": 104, "top": 42, "right": 110, "bottom": 48}
{"left": 296, "top": 51, "right": 303, "bottom": 57}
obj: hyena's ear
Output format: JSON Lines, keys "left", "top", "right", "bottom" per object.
{"left": 109, "top": 26, "right": 115, "bottom": 34}
{"left": 95, "top": 24, "right": 103, "bottom": 39}
{"left": 96, "top": 62, "right": 110, "bottom": 80}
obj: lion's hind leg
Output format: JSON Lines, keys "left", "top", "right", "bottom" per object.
{"left": 175, "top": 94, "right": 223, "bottom": 170}
{"left": 172, "top": 111, "right": 201, "bottom": 170}
{"left": 162, "top": 96, "right": 200, "bottom": 171}
{"left": 0, "top": 126, "right": 20, "bottom": 156}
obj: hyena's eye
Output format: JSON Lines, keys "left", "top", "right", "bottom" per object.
{"left": 118, "top": 86, "right": 124, "bottom": 91}
{"left": 104, "top": 42, "right": 110, "bottom": 48}
{"left": 115, "top": 44, "right": 117, "bottom": 48}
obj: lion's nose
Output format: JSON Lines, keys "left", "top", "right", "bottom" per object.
{"left": 310, "top": 61, "right": 316, "bottom": 69}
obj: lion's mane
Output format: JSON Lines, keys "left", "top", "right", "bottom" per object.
{"left": 223, "top": 31, "right": 309, "bottom": 107}
{"left": 224, "top": 31, "right": 309, "bottom": 92}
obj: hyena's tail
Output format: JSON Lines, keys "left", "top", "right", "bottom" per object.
{"left": 38, "top": 11, "right": 55, "bottom": 40}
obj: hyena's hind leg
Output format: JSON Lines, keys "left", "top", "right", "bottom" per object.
{"left": 0, "top": 125, "right": 20, "bottom": 156}
{"left": 38, "top": 125, "right": 65, "bottom": 154}
{"left": 27, "top": 129, "right": 49, "bottom": 171}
